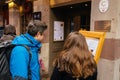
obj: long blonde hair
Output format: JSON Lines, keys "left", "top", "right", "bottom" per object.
{"left": 53, "top": 31, "right": 97, "bottom": 78}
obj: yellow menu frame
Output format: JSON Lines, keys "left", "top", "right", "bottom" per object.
{"left": 79, "top": 30, "right": 106, "bottom": 63}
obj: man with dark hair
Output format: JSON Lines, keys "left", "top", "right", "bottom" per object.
{"left": 10, "top": 20, "right": 47, "bottom": 80}
{"left": 0, "top": 24, "right": 16, "bottom": 41}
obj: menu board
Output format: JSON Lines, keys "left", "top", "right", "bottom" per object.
{"left": 79, "top": 30, "right": 106, "bottom": 63}
{"left": 54, "top": 21, "right": 64, "bottom": 41}
{"left": 86, "top": 37, "right": 99, "bottom": 56}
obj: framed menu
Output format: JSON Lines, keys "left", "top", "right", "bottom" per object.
{"left": 79, "top": 30, "right": 106, "bottom": 63}
{"left": 54, "top": 21, "right": 64, "bottom": 41}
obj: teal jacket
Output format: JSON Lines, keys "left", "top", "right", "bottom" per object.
{"left": 10, "top": 33, "right": 41, "bottom": 80}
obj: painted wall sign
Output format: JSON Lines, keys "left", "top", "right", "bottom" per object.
{"left": 99, "top": 0, "right": 109, "bottom": 13}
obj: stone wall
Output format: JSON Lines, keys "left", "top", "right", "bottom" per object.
{"left": 91, "top": 0, "right": 120, "bottom": 80}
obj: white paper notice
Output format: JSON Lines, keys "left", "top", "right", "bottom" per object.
{"left": 54, "top": 21, "right": 64, "bottom": 41}
{"left": 86, "top": 37, "right": 99, "bottom": 56}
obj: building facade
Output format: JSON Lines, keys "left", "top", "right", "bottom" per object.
{"left": 0, "top": 0, "right": 120, "bottom": 80}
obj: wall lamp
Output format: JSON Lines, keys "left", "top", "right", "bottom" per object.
{"left": 5, "top": 0, "right": 14, "bottom": 3}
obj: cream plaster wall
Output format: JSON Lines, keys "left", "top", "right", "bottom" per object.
{"left": 116, "top": 0, "right": 120, "bottom": 39}
{"left": 40, "top": 43, "right": 49, "bottom": 72}
{"left": 113, "top": 58, "right": 120, "bottom": 80}
{"left": 98, "top": 58, "right": 120, "bottom": 80}
{"left": 97, "top": 58, "right": 114, "bottom": 80}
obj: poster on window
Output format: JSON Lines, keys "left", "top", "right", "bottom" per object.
{"left": 54, "top": 21, "right": 64, "bottom": 41}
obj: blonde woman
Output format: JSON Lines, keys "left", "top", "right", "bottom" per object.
{"left": 50, "top": 31, "right": 97, "bottom": 80}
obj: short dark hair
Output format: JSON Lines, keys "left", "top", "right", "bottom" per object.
{"left": 27, "top": 20, "right": 47, "bottom": 36}
{"left": 4, "top": 24, "right": 16, "bottom": 35}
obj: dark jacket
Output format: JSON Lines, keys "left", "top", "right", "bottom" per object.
{"left": 50, "top": 67, "right": 97, "bottom": 80}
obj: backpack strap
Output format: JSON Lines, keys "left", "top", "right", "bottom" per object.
{"left": 17, "top": 44, "right": 32, "bottom": 80}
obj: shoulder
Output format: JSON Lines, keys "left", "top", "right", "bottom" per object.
{"left": 12, "top": 45, "right": 30, "bottom": 55}
{"left": 1, "top": 35, "right": 14, "bottom": 41}
{"left": 10, "top": 45, "right": 30, "bottom": 62}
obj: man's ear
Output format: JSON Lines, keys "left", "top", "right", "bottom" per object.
{"left": 34, "top": 32, "right": 40, "bottom": 38}
{"left": 37, "top": 32, "right": 41, "bottom": 36}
